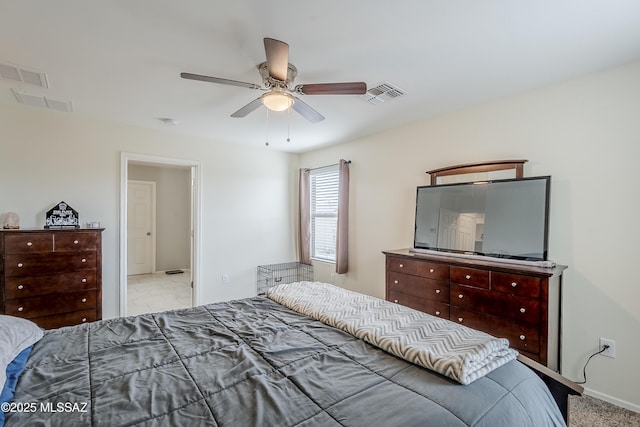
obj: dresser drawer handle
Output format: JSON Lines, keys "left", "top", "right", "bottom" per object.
{"left": 399, "top": 264, "right": 404, "bottom": 268}
{"left": 519, "top": 335, "right": 526, "bottom": 340}
{"left": 81, "top": 298, "right": 87, "bottom": 303}
{"left": 435, "top": 289, "right": 441, "bottom": 294}
{"left": 393, "top": 299, "right": 398, "bottom": 303}
{"left": 17, "top": 307, "right": 24, "bottom": 312}
{"left": 429, "top": 268, "right": 435, "bottom": 273}
{"left": 465, "top": 275, "right": 471, "bottom": 280}
{"left": 26, "top": 241, "right": 33, "bottom": 247}
{"left": 82, "top": 317, "right": 88, "bottom": 322}
{"left": 458, "top": 294, "right": 464, "bottom": 299}
{"left": 520, "top": 308, "right": 526, "bottom": 313}
{"left": 82, "top": 278, "right": 88, "bottom": 283}
{"left": 511, "top": 282, "right": 518, "bottom": 288}
{"left": 435, "top": 311, "right": 441, "bottom": 316}
{"left": 74, "top": 239, "right": 79, "bottom": 244}
{"left": 81, "top": 258, "right": 87, "bottom": 263}
{"left": 458, "top": 317, "right": 463, "bottom": 322}
{"left": 394, "top": 280, "right": 398, "bottom": 284}
{"left": 17, "top": 284, "right": 24, "bottom": 290}
{"left": 17, "top": 262, "right": 24, "bottom": 268}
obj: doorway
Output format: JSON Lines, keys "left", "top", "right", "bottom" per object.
{"left": 119, "top": 153, "right": 201, "bottom": 317}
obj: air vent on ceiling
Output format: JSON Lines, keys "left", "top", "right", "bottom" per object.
{"left": 0, "top": 63, "right": 49, "bottom": 88}
{"left": 360, "top": 81, "right": 406, "bottom": 105}
{"left": 12, "top": 89, "right": 73, "bottom": 113}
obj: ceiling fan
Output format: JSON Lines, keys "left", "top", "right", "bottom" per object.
{"left": 181, "top": 37, "right": 367, "bottom": 123}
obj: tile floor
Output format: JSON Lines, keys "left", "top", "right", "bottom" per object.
{"left": 127, "top": 270, "right": 192, "bottom": 316}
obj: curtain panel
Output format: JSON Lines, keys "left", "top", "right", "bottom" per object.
{"left": 336, "top": 159, "right": 349, "bottom": 274}
{"left": 298, "top": 168, "right": 311, "bottom": 265}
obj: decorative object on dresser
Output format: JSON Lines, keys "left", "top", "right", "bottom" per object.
{"left": 0, "top": 228, "right": 103, "bottom": 329}
{"left": 384, "top": 249, "right": 566, "bottom": 370}
{"left": 1, "top": 212, "right": 20, "bottom": 229}
{"left": 44, "top": 201, "right": 79, "bottom": 229}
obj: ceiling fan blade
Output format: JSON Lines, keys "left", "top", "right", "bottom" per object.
{"left": 263, "top": 38, "right": 289, "bottom": 81}
{"left": 181, "top": 72, "right": 261, "bottom": 90}
{"left": 231, "top": 97, "right": 263, "bottom": 118}
{"left": 296, "top": 82, "right": 367, "bottom": 95}
{"left": 292, "top": 97, "right": 324, "bottom": 123}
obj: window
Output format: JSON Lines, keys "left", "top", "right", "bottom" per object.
{"left": 309, "top": 165, "right": 339, "bottom": 262}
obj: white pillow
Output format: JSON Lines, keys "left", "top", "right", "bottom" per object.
{"left": 0, "top": 315, "right": 44, "bottom": 391}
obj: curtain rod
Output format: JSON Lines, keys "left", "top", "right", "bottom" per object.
{"left": 307, "top": 160, "right": 351, "bottom": 171}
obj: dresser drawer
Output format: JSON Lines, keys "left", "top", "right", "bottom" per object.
{"left": 450, "top": 283, "right": 540, "bottom": 324}
{"left": 491, "top": 272, "right": 541, "bottom": 297}
{"left": 451, "top": 266, "right": 489, "bottom": 289}
{"left": 387, "top": 257, "right": 421, "bottom": 275}
{"left": 5, "top": 290, "right": 97, "bottom": 318}
{"left": 388, "top": 271, "right": 449, "bottom": 302}
{"left": 30, "top": 309, "right": 96, "bottom": 329}
{"left": 4, "top": 234, "right": 53, "bottom": 254}
{"left": 5, "top": 272, "right": 96, "bottom": 298}
{"left": 54, "top": 232, "right": 98, "bottom": 252}
{"left": 4, "top": 252, "right": 97, "bottom": 276}
{"left": 450, "top": 307, "right": 540, "bottom": 354}
{"left": 388, "top": 291, "right": 450, "bottom": 318}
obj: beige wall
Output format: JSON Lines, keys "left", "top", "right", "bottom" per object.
{"left": 128, "top": 164, "right": 191, "bottom": 272}
{"left": 300, "top": 60, "right": 640, "bottom": 411}
{"left": 0, "top": 105, "right": 299, "bottom": 318}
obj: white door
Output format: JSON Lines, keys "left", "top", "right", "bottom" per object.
{"left": 127, "top": 181, "right": 155, "bottom": 275}
{"left": 438, "top": 208, "right": 476, "bottom": 252}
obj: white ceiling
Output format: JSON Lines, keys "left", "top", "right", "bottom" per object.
{"left": 2, "top": 1, "right": 640, "bottom": 153}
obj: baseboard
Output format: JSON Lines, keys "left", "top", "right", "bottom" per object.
{"left": 584, "top": 387, "right": 640, "bottom": 413}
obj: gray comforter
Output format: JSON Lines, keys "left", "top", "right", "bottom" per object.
{"left": 6, "top": 297, "right": 565, "bottom": 426}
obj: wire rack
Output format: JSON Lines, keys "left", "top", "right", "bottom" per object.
{"left": 256, "top": 262, "right": 313, "bottom": 295}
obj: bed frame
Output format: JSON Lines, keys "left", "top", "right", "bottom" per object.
{"left": 517, "top": 354, "right": 583, "bottom": 424}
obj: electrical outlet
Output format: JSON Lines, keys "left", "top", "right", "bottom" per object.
{"left": 222, "top": 274, "right": 229, "bottom": 284}
{"left": 599, "top": 338, "right": 616, "bottom": 358}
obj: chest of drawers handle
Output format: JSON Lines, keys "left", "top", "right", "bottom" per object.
{"left": 511, "top": 282, "right": 518, "bottom": 288}
{"left": 399, "top": 263, "right": 404, "bottom": 268}
{"left": 520, "top": 308, "right": 526, "bottom": 313}
{"left": 74, "top": 239, "right": 79, "bottom": 244}
{"left": 394, "top": 280, "right": 398, "bottom": 284}
{"left": 435, "top": 311, "right": 441, "bottom": 316}
{"left": 17, "top": 262, "right": 24, "bottom": 268}
{"left": 17, "top": 284, "right": 24, "bottom": 290}
{"left": 520, "top": 335, "right": 526, "bottom": 340}
{"left": 81, "top": 258, "right": 87, "bottom": 263}
{"left": 17, "top": 306, "right": 24, "bottom": 312}
{"left": 393, "top": 299, "right": 399, "bottom": 303}
{"left": 429, "top": 268, "right": 435, "bottom": 273}
{"left": 435, "top": 289, "right": 441, "bottom": 294}
{"left": 26, "top": 241, "right": 33, "bottom": 247}
{"left": 82, "top": 317, "right": 88, "bottom": 322}
{"left": 81, "top": 298, "right": 87, "bottom": 303}
{"left": 465, "top": 274, "right": 471, "bottom": 280}
{"left": 82, "top": 278, "right": 88, "bottom": 283}
{"left": 458, "top": 317, "right": 463, "bottom": 322}
{"left": 458, "top": 293, "right": 464, "bottom": 299}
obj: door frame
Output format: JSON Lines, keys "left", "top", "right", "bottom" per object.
{"left": 119, "top": 152, "right": 202, "bottom": 317}
{"left": 127, "top": 179, "right": 157, "bottom": 275}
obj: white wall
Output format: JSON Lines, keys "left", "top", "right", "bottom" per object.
{"left": 0, "top": 105, "right": 298, "bottom": 318}
{"left": 300, "top": 60, "right": 640, "bottom": 411}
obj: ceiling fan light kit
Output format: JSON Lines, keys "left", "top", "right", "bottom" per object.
{"left": 181, "top": 37, "right": 366, "bottom": 124}
{"left": 262, "top": 91, "right": 294, "bottom": 112}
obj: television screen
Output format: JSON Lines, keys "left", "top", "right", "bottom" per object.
{"left": 413, "top": 176, "right": 550, "bottom": 261}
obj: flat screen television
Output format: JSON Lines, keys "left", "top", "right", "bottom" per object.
{"left": 413, "top": 176, "right": 551, "bottom": 261}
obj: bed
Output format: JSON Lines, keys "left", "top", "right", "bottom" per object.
{"left": 1, "top": 282, "right": 579, "bottom": 426}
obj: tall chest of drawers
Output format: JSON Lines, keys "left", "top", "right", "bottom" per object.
{"left": 1, "top": 228, "right": 103, "bottom": 329}
{"left": 384, "top": 248, "right": 566, "bottom": 370}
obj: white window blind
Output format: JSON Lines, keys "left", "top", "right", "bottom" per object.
{"left": 310, "top": 165, "right": 339, "bottom": 262}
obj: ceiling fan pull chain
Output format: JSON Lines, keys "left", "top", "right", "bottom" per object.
{"left": 265, "top": 108, "right": 270, "bottom": 146}
{"left": 287, "top": 106, "right": 291, "bottom": 142}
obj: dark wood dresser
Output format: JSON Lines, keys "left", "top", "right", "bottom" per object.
{"left": 384, "top": 248, "right": 566, "bottom": 370}
{"left": 1, "top": 228, "right": 103, "bottom": 329}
